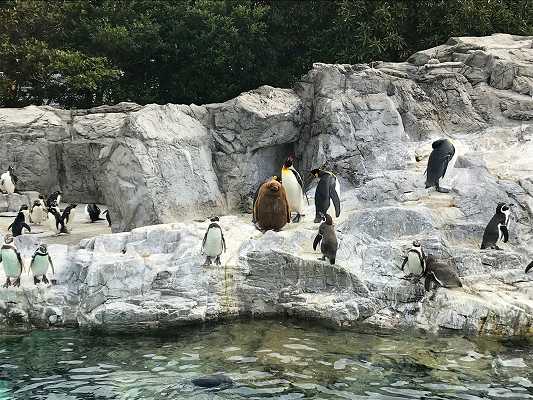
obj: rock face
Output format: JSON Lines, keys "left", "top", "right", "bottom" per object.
{"left": 0, "top": 33, "right": 532, "bottom": 336}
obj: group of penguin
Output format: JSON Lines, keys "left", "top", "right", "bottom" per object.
{"left": 1, "top": 166, "right": 112, "bottom": 288}
{"left": 202, "top": 139, "right": 533, "bottom": 295}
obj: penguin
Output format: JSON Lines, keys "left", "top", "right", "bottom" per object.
{"left": 252, "top": 176, "right": 281, "bottom": 223}
{"left": 85, "top": 203, "right": 104, "bottom": 223}
{"left": 62, "top": 203, "right": 77, "bottom": 231}
{"left": 192, "top": 373, "right": 233, "bottom": 388}
{"left": 481, "top": 203, "right": 514, "bottom": 250}
{"left": 281, "top": 155, "right": 308, "bottom": 223}
{"left": 310, "top": 168, "right": 340, "bottom": 223}
{"left": 19, "top": 204, "right": 30, "bottom": 222}
{"left": 312, "top": 213, "right": 338, "bottom": 264}
{"left": 201, "top": 216, "right": 226, "bottom": 266}
{"left": 30, "top": 200, "right": 46, "bottom": 224}
{"left": 0, "top": 166, "right": 17, "bottom": 194}
{"left": 29, "top": 244, "right": 55, "bottom": 285}
{"left": 253, "top": 177, "right": 290, "bottom": 231}
{"left": 424, "top": 255, "right": 462, "bottom": 292}
{"left": 47, "top": 207, "right": 69, "bottom": 235}
{"left": 102, "top": 209, "right": 112, "bottom": 227}
{"left": 46, "top": 191, "right": 62, "bottom": 209}
{"left": 7, "top": 211, "right": 31, "bottom": 237}
{"left": 1, "top": 234, "right": 23, "bottom": 288}
{"left": 425, "top": 138, "right": 455, "bottom": 193}
{"left": 525, "top": 261, "right": 533, "bottom": 274}
{"left": 401, "top": 240, "right": 426, "bottom": 277}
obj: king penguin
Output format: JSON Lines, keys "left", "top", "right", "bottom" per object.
{"left": 30, "top": 200, "right": 46, "bottom": 224}
{"left": 313, "top": 213, "right": 338, "bottom": 264}
{"left": 310, "top": 168, "right": 340, "bottom": 223}
{"left": 253, "top": 177, "right": 291, "bottom": 231}
{"left": 281, "top": 155, "right": 308, "bottom": 223}
{"left": 481, "top": 203, "right": 514, "bottom": 250}
{"left": 29, "top": 244, "right": 55, "bottom": 285}
{"left": 201, "top": 216, "right": 226, "bottom": 266}
{"left": 424, "top": 255, "right": 462, "bottom": 292}
{"left": 1, "top": 234, "right": 23, "bottom": 288}
{"left": 425, "top": 139, "right": 456, "bottom": 193}
{"left": 7, "top": 211, "right": 31, "bottom": 237}
{"left": 0, "top": 166, "right": 17, "bottom": 194}
{"left": 401, "top": 240, "right": 426, "bottom": 277}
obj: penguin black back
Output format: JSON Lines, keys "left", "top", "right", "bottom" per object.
{"left": 7, "top": 211, "right": 31, "bottom": 237}
{"left": 87, "top": 203, "right": 103, "bottom": 222}
{"left": 424, "top": 255, "right": 462, "bottom": 291}
{"left": 311, "top": 169, "right": 340, "bottom": 223}
{"left": 525, "top": 261, "right": 533, "bottom": 274}
{"left": 425, "top": 139, "right": 455, "bottom": 192}
{"left": 103, "top": 209, "right": 112, "bottom": 227}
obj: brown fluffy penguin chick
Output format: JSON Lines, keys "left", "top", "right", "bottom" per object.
{"left": 424, "top": 255, "right": 462, "bottom": 292}
{"left": 253, "top": 178, "right": 290, "bottom": 231}
{"left": 313, "top": 214, "right": 338, "bottom": 264}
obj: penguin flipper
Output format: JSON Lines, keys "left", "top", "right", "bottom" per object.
{"left": 525, "top": 261, "right": 533, "bottom": 274}
{"left": 424, "top": 274, "right": 433, "bottom": 292}
{"left": 501, "top": 225, "right": 509, "bottom": 243}
{"left": 15, "top": 249, "right": 23, "bottom": 270}
{"left": 221, "top": 231, "right": 227, "bottom": 253}
{"left": 401, "top": 256, "right": 408, "bottom": 271}
{"left": 313, "top": 234, "right": 322, "bottom": 251}
{"left": 330, "top": 187, "right": 341, "bottom": 218}
{"left": 201, "top": 230, "right": 208, "bottom": 252}
{"left": 49, "top": 255, "right": 55, "bottom": 275}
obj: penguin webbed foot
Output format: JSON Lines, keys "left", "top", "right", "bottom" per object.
{"left": 203, "top": 257, "right": 212, "bottom": 266}
{"left": 436, "top": 185, "right": 451, "bottom": 193}
{"left": 13, "top": 278, "right": 20, "bottom": 287}
{"left": 51, "top": 279, "right": 58, "bottom": 286}
{"left": 3, "top": 278, "right": 10, "bottom": 288}
{"left": 292, "top": 214, "right": 301, "bottom": 223}
{"left": 215, "top": 256, "right": 221, "bottom": 266}
{"left": 33, "top": 276, "right": 41, "bottom": 285}
{"left": 42, "top": 275, "right": 49, "bottom": 284}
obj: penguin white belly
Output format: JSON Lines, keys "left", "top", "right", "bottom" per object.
{"left": 1, "top": 173, "right": 14, "bottom": 194}
{"left": 407, "top": 252, "right": 423, "bottom": 275}
{"left": 66, "top": 210, "right": 76, "bottom": 227}
{"left": 327, "top": 178, "right": 341, "bottom": 217}
{"left": 31, "top": 207, "right": 44, "bottom": 224}
{"left": 31, "top": 255, "right": 49, "bottom": 277}
{"left": 47, "top": 214, "right": 58, "bottom": 233}
{"left": 204, "top": 228, "right": 223, "bottom": 257}
{"left": 1, "top": 250, "right": 21, "bottom": 277}
{"left": 282, "top": 170, "right": 304, "bottom": 213}
{"left": 22, "top": 210, "right": 30, "bottom": 222}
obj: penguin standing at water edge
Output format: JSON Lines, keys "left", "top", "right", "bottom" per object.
{"left": 253, "top": 177, "right": 290, "bottom": 231}
{"left": 401, "top": 240, "right": 426, "bottom": 277}
{"left": 201, "top": 216, "right": 226, "bottom": 266}
{"left": 425, "top": 139, "right": 456, "bottom": 193}
{"left": 7, "top": 211, "right": 31, "bottom": 237}
{"left": 313, "top": 214, "right": 338, "bottom": 264}
{"left": 281, "top": 155, "right": 308, "bottom": 223}
{"left": 29, "top": 244, "right": 55, "bottom": 285}
{"left": 0, "top": 166, "right": 17, "bottom": 194}
{"left": 424, "top": 255, "right": 462, "bottom": 292}
{"left": 481, "top": 203, "right": 514, "bottom": 250}
{"left": 310, "top": 168, "right": 340, "bottom": 223}
{"left": 1, "top": 234, "right": 23, "bottom": 288}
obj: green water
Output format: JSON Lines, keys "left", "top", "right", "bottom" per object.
{"left": 1, "top": 320, "right": 533, "bottom": 399}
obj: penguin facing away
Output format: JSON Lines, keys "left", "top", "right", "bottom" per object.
{"left": 85, "top": 203, "right": 104, "bottom": 223}
{"left": 30, "top": 200, "right": 46, "bottom": 224}
{"left": 30, "top": 244, "right": 55, "bottom": 285}
{"left": 481, "top": 203, "right": 514, "bottom": 250}
{"left": 310, "top": 168, "right": 340, "bottom": 223}
{"left": 425, "top": 139, "right": 456, "bottom": 193}
{"left": 7, "top": 211, "right": 31, "bottom": 237}
{"left": 1, "top": 234, "right": 23, "bottom": 288}
{"left": 253, "top": 177, "right": 290, "bottom": 232}
{"left": 102, "top": 209, "right": 112, "bottom": 227}
{"left": 424, "top": 255, "right": 462, "bottom": 292}
{"left": 201, "top": 216, "right": 226, "bottom": 266}
{"left": 401, "top": 240, "right": 426, "bottom": 277}
{"left": 0, "top": 166, "right": 17, "bottom": 194}
{"left": 313, "top": 213, "right": 338, "bottom": 264}
{"left": 281, "top": 155, "right": 308, "bottom": 223}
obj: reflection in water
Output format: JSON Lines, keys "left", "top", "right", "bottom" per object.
{"left": 1, "top": 320, "right": 533, "bottom": 399}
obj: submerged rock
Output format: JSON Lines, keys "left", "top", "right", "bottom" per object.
{"left": 192, "top": 373, "right": 234, "bottom": 388}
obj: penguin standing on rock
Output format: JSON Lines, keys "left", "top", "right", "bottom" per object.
{"left": 401, "top": 240, "right": 426, "bottom": 277}
{"left": 281, "top": 155, "right": 308, "bottom": 223}
{"left": 481, "top": 203, "right": 514, "bottom": 250}
{"left": 29, "top": 244, "right": 55, "bottom": 285}
{"left": 253, "top": 177, "right": 290, "bottom": 231}
{"left": 102, "top": 209, "right": 112, "bottom": 227}
{"left": 313, "top": 214, "right": 338, "bottom": 264}
{"left": 201, "top": 216, "right": 226, "bottom": 266}
{"left": 425, "top": 139, "right": 456, "bottom": 193}
{"left": 7, "top": 211, "right": 31, "bottom": 237}
{"left": 1, "top": 234, "right": 23, "bottom": 288}
{"left": 424, "top": 255, "right": 462, "bottom": 292}
{"left": 310, "top": 168, "right": 340, "bottom": 223}
{"left": 0, "top": 166, "right": 17, "bottom": 194}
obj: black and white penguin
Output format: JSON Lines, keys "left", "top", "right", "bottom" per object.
{"left": 19, "top": 204, "right": 30, "bottom": 222}
{"left": 313, "top": 213, "right": 338, "bottom": 264}
{"left": 310, "top": 168, "right": 340, "bottom": 223}
{"left": 201, "top": 216, "right": 226, "bottom": 266}
{"left": 62, "top": 203, "right": 77, "bottom": 231}
{"left": 29, "top": 244, "right": 55, "bottom": 285}
{"left": 46, "top": 191, "right": 62, "bottom": 209}
{"left": 425, "top": 139, "right": 456, "bottom": 193}
{"left": 47, "top": 208, "right": 69, "bottom": 235}
{"left": 481, "top": 203, "right": 514, "bottom": 250}
{"left": 401, "top": 240, "right": 426, "bottom": 277}
{"left": 0, "top": 166, "right": 17, "bottom": 194}
{"left": 85, "top": 203, "right": 104, "bottom": 223}
{"left": 7, "top": 211, "right": 31, "bottom": 237}
{"left": 525, "top": 261, "right": 533, "bottom": 274}
{"left": 281, "top": 156, "right": 308, "bottom": 223}
{"left": 1, "top": 234, "right": 23, "bottom": 288}
{"left": 102, "top": 209, "right": 112, "bottom": 227}
{"left": 424, "top": 255, "right": 462, "bottom": 292}
{"left": 30, "top": 199, "right": 46, "bottom": 224}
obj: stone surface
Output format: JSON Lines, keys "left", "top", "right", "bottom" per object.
{"left": 0, "top": 34, "right": 532, "bottom": 336}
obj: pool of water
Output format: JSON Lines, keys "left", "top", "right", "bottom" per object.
{"left": 1, "top": 320, "right": 533, "bottom": 399}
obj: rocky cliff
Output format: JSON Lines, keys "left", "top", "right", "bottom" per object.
{"left": 0, "top": 33, "right": 532, "bottom": 336}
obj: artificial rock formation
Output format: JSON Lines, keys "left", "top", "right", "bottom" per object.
{"left": 0, "top": 33, "right": 532, "bottom": 335}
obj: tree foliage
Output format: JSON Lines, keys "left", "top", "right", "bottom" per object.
{"left": 1, "top": 0, "right": 532, "bottom": 108}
